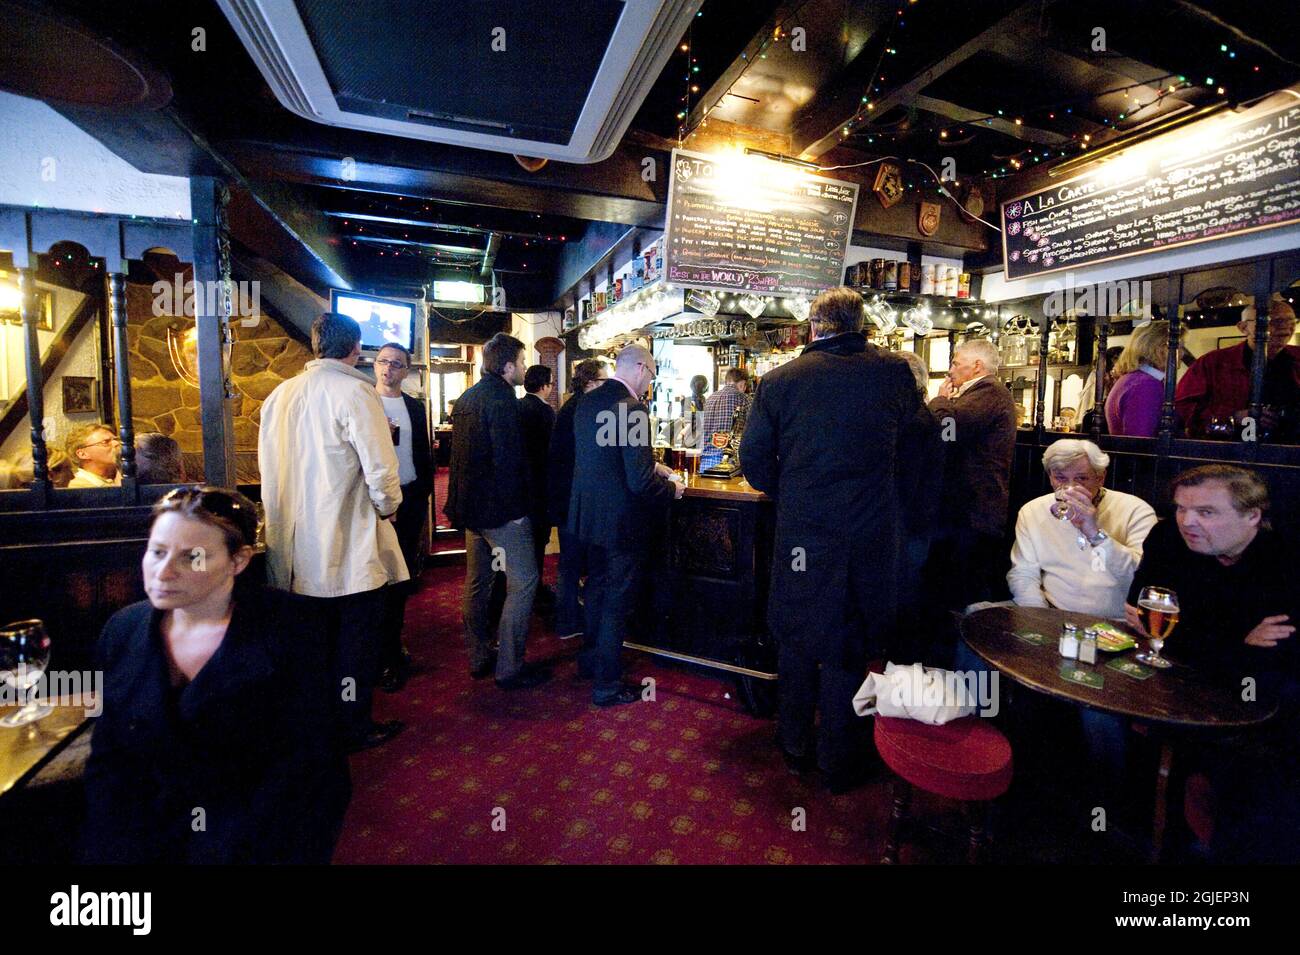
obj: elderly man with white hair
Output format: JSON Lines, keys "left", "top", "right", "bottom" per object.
{"left": 927, "top": 338, "right": 1018, "bottom": 615}
{"left": 1008, "top": 439, "right": 1157, "bottom": 618}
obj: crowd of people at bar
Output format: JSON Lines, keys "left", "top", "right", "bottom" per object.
{"left": 71, "top": 289, "right": 1298, "bottom": 863}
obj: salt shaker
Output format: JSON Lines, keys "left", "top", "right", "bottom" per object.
{"left": 1059, "top": 622, "right": 1079, "bottom": 660}
{"left": 1079, "top": 627, "right": 1098, "bottom": 664}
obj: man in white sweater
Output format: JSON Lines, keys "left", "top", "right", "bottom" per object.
{"left": 989, "top": 439, "right": 1157, "bottom": 833}
{"left": 1008, "top": 439, "right": 1156, "bottom": 618}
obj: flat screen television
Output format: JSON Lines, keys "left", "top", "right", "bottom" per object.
{"left": 330, "top": 289, "right": 417, "bottom": 352}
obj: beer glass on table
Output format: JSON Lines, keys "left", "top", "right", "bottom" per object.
{"left": 1134, "top": 586, "right": 1178, "bottom": 669}
{"left": 0, "top": 619, "right": 53, "bottom": 727}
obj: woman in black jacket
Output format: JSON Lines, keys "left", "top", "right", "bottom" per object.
{"left": 82, "top": 486, "right": 351, "bottom": 864}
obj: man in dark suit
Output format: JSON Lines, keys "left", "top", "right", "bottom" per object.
{"left": 740, "top": 287, "right": 921, "bottom": 792}
{"left": 519, "top": 364, "right": 557, "bottom": 611}
{"left": 569, "top": 344, "right": 683, "bottom": 706}
{"left": 374, "top": 343, "right": 433, "bottom": 692}
{"left": 445, "top": 333, "right": 548, "bottom": 690}
{"left": 547, "top": 358, "right": 609, "bottom": 639}
{"left": 927, "top": 338, "right": 1018, "bottom": 617}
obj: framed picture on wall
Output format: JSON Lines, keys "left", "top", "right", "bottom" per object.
{"left": 62, "top": 376, "right": 98, "bottom": 413}
{"left": 0, "top": 287, "right": 54, "bottom": 330}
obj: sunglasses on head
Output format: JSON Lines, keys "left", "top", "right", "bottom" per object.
{"left": 159, "top": 486, "right": 260, "bottom": 540}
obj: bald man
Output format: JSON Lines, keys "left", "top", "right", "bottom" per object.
{"left": 568, "top": 344, "right": 684, "bottom": 706}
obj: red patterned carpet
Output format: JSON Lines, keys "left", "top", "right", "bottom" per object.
{"left": 334, "top": 557, "right": 1141, "bottom": 865}
{"left": 334, "top": 558, "right": 901, "bottom": 865}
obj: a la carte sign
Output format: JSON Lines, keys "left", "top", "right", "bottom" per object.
{"left": 1001, "top": 87, "right": 1300, "bottom": 279}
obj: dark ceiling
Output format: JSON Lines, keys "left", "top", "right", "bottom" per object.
{"left": 3, "top": 0, "right": 1298, "bottom": 310}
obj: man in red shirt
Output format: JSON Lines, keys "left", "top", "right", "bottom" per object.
{"left": 1175, "top": 298, "right": 1300, "bottom": 439}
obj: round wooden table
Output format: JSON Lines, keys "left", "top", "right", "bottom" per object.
{"left": 960, "top": 605, "right": 1277, "bottom": 860}
{"left": 960, "top": 605, "right": 1273, "bottom": 728}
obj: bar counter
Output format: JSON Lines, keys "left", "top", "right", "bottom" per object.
{"left": 634, "top": 470, "right": 777, "bottom": 713}
{"left": 678, "top": 472, "right": 769, "bottom": 501}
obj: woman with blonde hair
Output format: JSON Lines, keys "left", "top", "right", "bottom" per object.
{"left": 2, "top": 448, "right": 73, "bottom": 488}
{"left": 1105, "top": 321, "right": 1171, "bottom": 437}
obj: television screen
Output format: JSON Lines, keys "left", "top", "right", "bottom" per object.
{"left": 331, "top": 290, "right": 417, "bottom": 352}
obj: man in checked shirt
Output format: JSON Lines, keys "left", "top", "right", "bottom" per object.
{"left": 695, "top": 367, "right": 752, "bottom": 449}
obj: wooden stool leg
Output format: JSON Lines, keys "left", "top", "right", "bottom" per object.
{"left": 882, "top": 780, "right": 910, "bottom": 864}
{"left": 966, "top": 801, "right": 992, "bottom": 864}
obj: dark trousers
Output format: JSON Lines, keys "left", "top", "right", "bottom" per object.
{"left": 555, "top": 527, "right": 586, "bottom": 636}
{"left": 930, "top": 526, "right": 1008, "bottom": 611}
{"left": 310, "top": 587, "right": 386, "bottom": 741}
{"left": 1200, "top": 686, "right": 1300, "bottom": 863}
{"left": 380, "top": 483, "right": 429, "bottom": 669}
{"left": 580, "top": 544, "right": 641, "bottom": 703}
{"left": 777, "top": 642, "right": 869, "bottom": 776}
{"left": 890, "top": 533, "right": 933, "bottom": 664}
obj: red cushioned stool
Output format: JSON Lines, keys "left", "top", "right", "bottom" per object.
{"left": 874, "top": 715, "right": 1013, "bottom": 864}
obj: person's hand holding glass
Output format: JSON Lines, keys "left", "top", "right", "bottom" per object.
{"left": 1050, "top": 483, "right": 1099, "bottom": 537}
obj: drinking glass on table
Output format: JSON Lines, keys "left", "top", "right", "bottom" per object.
{"left": 0, "top": 619, "right": 53, "bottom": 727}
{"left": 1134, "top": 587, "right": 1178, "bottom": 669}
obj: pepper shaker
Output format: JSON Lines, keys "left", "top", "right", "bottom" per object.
{"left": 1079, "top": 627, "right": 1098, "bottom": 664}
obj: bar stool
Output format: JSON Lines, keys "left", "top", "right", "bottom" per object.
{"left": 874, "top": 715, "right": 1013, "bottom": 864}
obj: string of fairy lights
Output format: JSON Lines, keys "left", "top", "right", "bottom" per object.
{"left": 334, "top": 196, "right": 573, "bottom": 274}
{"left": 674, "top": 0, "right": 823, "bottom": 144}
{"left": 672, "top": 0, "right": 1262, "bottom": 189}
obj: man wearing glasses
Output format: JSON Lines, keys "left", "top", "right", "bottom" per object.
{"left": 66, "top": 423, "right": 121, "bottom": 488}
{"left": 373, "top": 343, "right": 433, "bottom": 692}
{"left": 569, "top": 344, "right": 683, "bottom": 707}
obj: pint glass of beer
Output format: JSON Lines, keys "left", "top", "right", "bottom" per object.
{"left": 1134, "top": 586, "right": 1178, "bottom": 669}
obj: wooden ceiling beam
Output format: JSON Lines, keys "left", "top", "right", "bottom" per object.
{"left": 794, "top": 0, "right": 1036, "bottom": 159}
{"left": 321, "top": 210, "right": 557, "bottom": 243}
{"left": 911, "top": 94, "right": 1072, "bottom": 145}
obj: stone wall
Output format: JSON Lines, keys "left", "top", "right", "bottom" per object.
{"left": 125, "top": 281, "right": 312, "bottom": 455}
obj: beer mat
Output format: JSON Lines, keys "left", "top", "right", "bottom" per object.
{"left": 1058, "top": 663, "right": 1104, "bottom": 689}
{"left": 1088, "top": 621, "right": 1137, "bottom": 652}
{"left": 1010, "top": 629, "right": 1048, "bottom": 646}
{"left": 1105, "top": 657, "right": 1154, "bottom": 680}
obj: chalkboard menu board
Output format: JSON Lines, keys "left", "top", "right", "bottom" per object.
{"left": 663, "top": 148, "right": 860, "bottom": 296}
{"left": 1001, "top": 93, "right": 1300, "bottom": 280}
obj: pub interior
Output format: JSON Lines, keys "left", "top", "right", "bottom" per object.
{"left": 2, "top": 0, "right": 1299, "bottom": 884}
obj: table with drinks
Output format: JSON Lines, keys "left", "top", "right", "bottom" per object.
{"left": 1, "top": 619, "right": 95, "bottom": 799}
{"left": 960, "top": 603, "right": 1276, "bottom": 859}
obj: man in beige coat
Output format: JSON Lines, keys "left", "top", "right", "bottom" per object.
{"left": 259, "top": 312, "right": 408, "bottom": 751}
